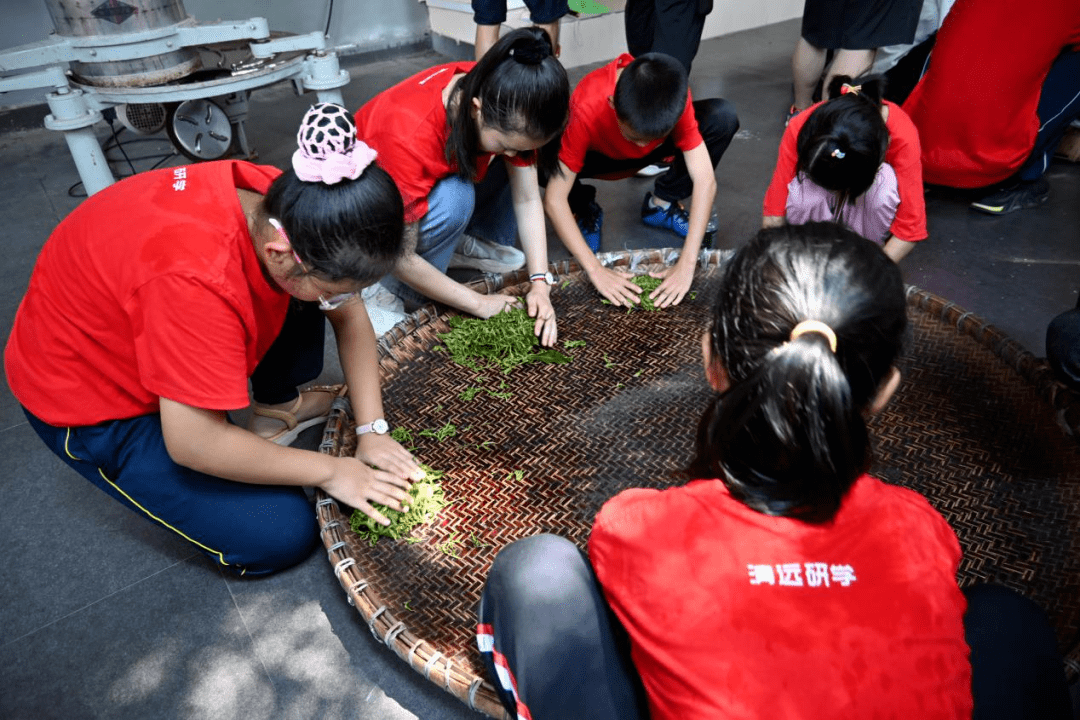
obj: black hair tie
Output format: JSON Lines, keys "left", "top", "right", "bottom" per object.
{"left": 509, "top": 43, "right": 548, "bottom": 65}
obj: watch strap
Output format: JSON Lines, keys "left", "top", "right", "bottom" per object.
{"left": 356, "top": 418, "right": 388, "bottom": 435}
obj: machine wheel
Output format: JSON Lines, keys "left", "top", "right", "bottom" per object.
{"left": 166, "top": 98, "right": 233, "bottom": 161}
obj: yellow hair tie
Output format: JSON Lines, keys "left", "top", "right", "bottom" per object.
{"left": 840, "top": 83, "right": 862, "bottom": 96}
{"left": 789, "top": 320, "right": 838, "bottom": 353}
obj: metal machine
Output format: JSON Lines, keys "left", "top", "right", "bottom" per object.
{"left": 0, "top": 0, "right": 351, "bottom": 195}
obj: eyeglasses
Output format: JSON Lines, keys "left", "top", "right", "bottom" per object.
{"left": 266, "top": 218, "right": 357, "bottom": 311}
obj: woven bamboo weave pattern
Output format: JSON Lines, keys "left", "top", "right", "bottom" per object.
{"left": 316, "top": 250, "right": 1080, "bottom": 716}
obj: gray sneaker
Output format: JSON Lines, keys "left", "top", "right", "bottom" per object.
{"left": 361, "top": 282, "right": 406, "bottom": 337}
{"left": 448, "top": 234, "right": 526, "bottom": 273}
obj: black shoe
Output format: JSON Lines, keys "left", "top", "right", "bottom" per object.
{"left": 970, "top": 178, "right": 1049, "bottom": 215}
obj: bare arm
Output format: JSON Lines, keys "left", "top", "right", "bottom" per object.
{"left": 158, "top": 398, "right": 412, "bottom": 524}
{"left": 649, "top": 143, "right": 716, "bottom": 308}
{"left": 507, "top": 160, "right": 557, "bottom": 346}
{"left": 326, "top": 298, "right": 422, "bottom": 481}
{"left": 543, "top": 160, "right": 640, "bottom": 307}
{"left": 882, "top": 234, "right": 917, "bottom": 262}
{"left": 392, "top": 223, "right": 517, "bottom": 318}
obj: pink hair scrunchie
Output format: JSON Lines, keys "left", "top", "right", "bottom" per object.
{"left": 292, "top": 103, "right": 378, "bottom": 185}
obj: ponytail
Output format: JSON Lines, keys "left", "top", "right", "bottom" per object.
{"left": 690, "top": 223, "right": 906, "bottom": 522}
{"left": 796, "top": 74, "right": 890, "bottom": 213}
{"left": 824, "top": 74, "right": 886, "bottom": 105}
{"left": 445, "top": 26, "right": 569, "bottom": 180}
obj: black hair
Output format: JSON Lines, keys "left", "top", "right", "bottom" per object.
{"left": 796, "top": 74, "right": 889, "bottom": 223}
{"left": 689, "top": 222, "right": 907, "bottom": 523}
{"left": 613, "top": 53, "right": 688, "bottom": 139}
{"left": 445, "top": 26, "right": 570, "bottom": 181}
{"left": 262, "top": 163, "right": 405, "bottom": 286}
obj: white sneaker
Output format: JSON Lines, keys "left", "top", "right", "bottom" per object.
{"left": 448, "top": 234, "right": 526, "bottom": 273}
{"left": 635, "top": 163, "right": 670, "bottom": 178}
{"left": 361, "top": 282, "right": 406, "bottom": 337}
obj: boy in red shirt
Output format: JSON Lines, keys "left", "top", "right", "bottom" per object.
{"left": 543, "top": 52, "right": 738, "bottom": 309}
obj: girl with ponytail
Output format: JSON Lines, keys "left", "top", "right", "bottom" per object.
{"left": 690, "top": 220, "right": 905, "bottom": 522}
{"left": 353, "top": 26, "right": 569, "bottom": 345}
{"left": 476, "top": 224, "right": 1072, "bottom": 720}
{"left": 763, "top": 74, "right": 927, "bottom": 262}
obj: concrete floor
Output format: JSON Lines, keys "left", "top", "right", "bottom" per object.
{"left": 1, "top": 18, "right": 1078, "bottom": 720}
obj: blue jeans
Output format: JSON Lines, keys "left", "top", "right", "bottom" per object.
{"left": 383, "top": 161, "right": 518, "bottom": 309}
{"left": 1019, "top": 48, "right": 1080, "bottom": 182}
{"left": 24, "top": 408, "right": 319, "bottom": 577}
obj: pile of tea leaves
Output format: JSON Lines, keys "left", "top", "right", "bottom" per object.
{"left": 630, "top": 275, "right": 663, "bottom": 312}
{"left": 600, "top": 275, "right": 666, "bottom": 313}
{"left": 438, "top": 307, "right": 570, "bottom": 373}
{"left": 349, "top": 466, "right": 449, "bottom": 546}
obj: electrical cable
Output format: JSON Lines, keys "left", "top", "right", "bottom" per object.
{"left": 325, "top": 0, "right": 335, "bottom": 38}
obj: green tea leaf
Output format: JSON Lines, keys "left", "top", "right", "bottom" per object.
{"left": 532, "top": 349, "right": 572, "bottom": 364}
{"left": 349, "top": 466, "right": 449, "bottom": 546}
{"left": 438, "top": 531, "right": 464, "bottom": 558}
{"left": 418, "top": 422, "right": 457, "bottom": 442}
{"left": 390, "top": 426, "right": 414, "bottom": 444}
{"left": 438, "top": 307, "right": 564, "bottom": 374}
{"left": 459, "top": 386, "right": 484, "bottom": 402}
{"left": 630, "top": 275, "right": 663, "bottom": 313}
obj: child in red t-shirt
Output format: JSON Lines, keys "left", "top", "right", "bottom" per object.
{"left": 763, "top": 74, "right": 926, "bottom": 263}
{"left": 5, "top": 104, "right": 423, "bottom": 577}
{"left": 476, "top": 223, "right": 1072, "bottom": 720}
{"left": 544, "top": 52, "right": 738, "bottom": 309}
{"left": 355, "top": 27, "right": 569, "bottom": 347}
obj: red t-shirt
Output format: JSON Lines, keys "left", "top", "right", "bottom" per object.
{"left": 589, "top": 474, "right": 972, "bottom": 720}
{"left": 5, "top": 161, "right": 289, "bottom": 426}
{"left": 903, "top": 0, "right": 1080, "bottom": 188}
{"left": 559, "top": 53, "right": 704, "bottom": 174}
{"left": 763, "top": 100, "right": 927, "bottom": 242}
{"left": 354, "top": 63, "right": 533, "bottom": 224}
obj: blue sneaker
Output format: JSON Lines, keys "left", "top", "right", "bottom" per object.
{"left": 641, "top": 192, "right": 691, "bottom": 238}
{"left": 576, "top": 201, "right": 603, "bottom": 252}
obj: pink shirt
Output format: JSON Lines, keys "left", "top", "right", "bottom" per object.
{"left": 764, "top": 100, "right": 926, "bottom": 242}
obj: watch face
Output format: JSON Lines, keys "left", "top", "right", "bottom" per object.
{"left": 373, "top": 419, "right": 389, "bottom": 434}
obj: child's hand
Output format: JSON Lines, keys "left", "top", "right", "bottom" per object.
{"left": 356, "top": 433, "right": 424, "bottom": 482}
{"left": 474, "top": 292, "right": 520, "bottom": 319}
{"left": 525, "top": 283, "right": 558, "bottom": 346}
{"left": 587, "top": 265, "right": 641, "bottom": 308}
{"left": 322, "top": 456, "right": 413, "bottom": 526}
{"left": 649, "top": 261, "right": 695, "bottom": 308}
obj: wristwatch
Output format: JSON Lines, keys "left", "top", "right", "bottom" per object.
{"left": 529, "top": 271, "right": 555, "bottom": 286}
{"left": 356, "top": 418, "right": 389, "bottom": 436}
